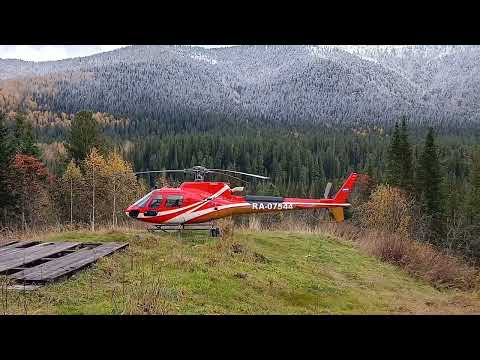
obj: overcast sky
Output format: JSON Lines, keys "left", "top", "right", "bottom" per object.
{"left": 0, "top": 45, "right": 233, "bottom": 62}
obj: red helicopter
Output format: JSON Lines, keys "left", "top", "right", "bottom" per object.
{"left": 125, "top": 166, "right": 359, "bottom": 236}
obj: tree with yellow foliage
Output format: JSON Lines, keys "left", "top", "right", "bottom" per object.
{"left": 104, "top": 151, "right": 140, "bottom": 227}
{"left": 83, "top": 148, "right": 107, "bottom": 231}
{"left": 62, "top": 160, "right": 83, "bottom": 227}
{"left": 357, "top": 184, "right": 415, "bottom": 240}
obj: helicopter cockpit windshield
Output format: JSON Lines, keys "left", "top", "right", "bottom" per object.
{"left": 126, "top": 191, "right": 155, "bottom": 218}
{"left": 131, "top": 191, "right": 154, "bottom": 208}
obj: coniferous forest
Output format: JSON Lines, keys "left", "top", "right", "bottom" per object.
{"left": 0, "top": 45, "right": 479, "bottom": 263}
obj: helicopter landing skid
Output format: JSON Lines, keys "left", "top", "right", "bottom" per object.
{"left": 147, "top": 223, "right": 221, "bottom": 237}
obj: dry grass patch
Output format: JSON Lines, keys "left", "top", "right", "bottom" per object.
{"left": 322, "top": 225, "right": 480, "bottom": 291}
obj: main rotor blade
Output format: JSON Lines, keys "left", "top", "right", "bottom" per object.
{"left": 209, "top": 169, "right": 270, "bottom": 180}
{"left": 208, "top": 170, "right": 249, "bottom": 184}
{"left": 134, "top": 170, "right": 191, "bottom": 175}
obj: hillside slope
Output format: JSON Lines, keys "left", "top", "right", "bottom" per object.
{"left": 2, "top": 45, "right": 480, "bottom": 130}
{"left": 4, "top": 229, "right": 480, "bottom": 314}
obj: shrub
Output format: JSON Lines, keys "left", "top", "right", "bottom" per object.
{"left": 317, "top": 222, "right": 479, "bottom": 290}
{"left": 355, "top": 185, "right": 415, "bottom": 239}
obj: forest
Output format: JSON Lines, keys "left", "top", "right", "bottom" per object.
{"left": 0, "top": 108, "right": 479, "bottom": 263}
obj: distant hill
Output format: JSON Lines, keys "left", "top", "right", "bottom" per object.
{"left": 1, "top": 45, "right": 480, "bottom": 130}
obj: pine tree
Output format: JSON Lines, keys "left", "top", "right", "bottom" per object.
{"left": 416, "top": 128, "right": 445, "bottom": 243}
{"left": 66, "top": 111, "right": 104, "bottom": 162}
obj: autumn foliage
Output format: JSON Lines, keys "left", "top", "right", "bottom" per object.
{"left": 351, "top": 184, "right": 479, "bottom": 289}
{"left": 6, "top": 154, "right": 54, "bottom": 229}
{"left": 58, "top": 148, "right": 146, "bottom": 230}
{"left": 356, "top": 184, "right": 415, "bottom": 239}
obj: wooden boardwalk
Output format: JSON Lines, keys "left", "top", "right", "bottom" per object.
{"left": 0, "top": 241, "right": 128, "bottom": 288}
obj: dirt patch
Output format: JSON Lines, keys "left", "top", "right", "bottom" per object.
{"left": 234, "top": 272, "right": 248, "bottom": 279}
{"left": 253, "top": 252, "right": 270, "bottom": 264}
{"left": 231, "top": 243, "right": 245, "bottom": 254}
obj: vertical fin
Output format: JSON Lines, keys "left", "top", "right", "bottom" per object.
{"left": 333, "top": 172, "right": 358, "bottom": 203}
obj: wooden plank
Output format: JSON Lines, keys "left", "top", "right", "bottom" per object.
{"left": 0, "top": 242, "right": 80, "bottom": 273}
{"left": 0, "top": 241, "right": 19, "bottom": 248}
{"left": 0, "top": 243, "right": 55, "bottom": 262}
{"left": 13, "top": 243, "right": 128, "bottom": 282}
{"left": 0, "top": 241, "right": 39, "bottom": 256}
{"left": 0, "top": 242, "right": 78, "bottom": 265}
{"left": 11, "top": 242, "right": 128, "bottom": 282}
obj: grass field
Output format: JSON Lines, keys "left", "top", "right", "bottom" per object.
{"left": 2, "top": 229, "right": 480, "bottom": 314}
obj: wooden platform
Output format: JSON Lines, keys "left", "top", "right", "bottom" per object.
{"left": 0, "top": 241, "right": 128, "bottom": 288}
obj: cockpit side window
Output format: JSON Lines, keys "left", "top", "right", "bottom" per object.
{"left": 149, "top": 197, "right": 163, "bottom": 209}
{"left": 166, "top": 195, "right": 184, "bottom": 208}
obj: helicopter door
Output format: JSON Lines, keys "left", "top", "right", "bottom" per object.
{"left": 166, "top": 195, "right": 184, "bottom": 208}
{"left": 145, "top": 196, "right": 164, "bottom": 216}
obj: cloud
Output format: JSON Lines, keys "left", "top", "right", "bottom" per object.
{"left": 0, "top": 45, "right": 235, "bottom": 62}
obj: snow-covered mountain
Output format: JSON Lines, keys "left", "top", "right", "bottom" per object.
{"left": 1, "top": 45, "right": 479, "bottom": 127}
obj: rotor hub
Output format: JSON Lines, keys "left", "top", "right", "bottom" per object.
{"left": 191, "top": 166, "right": 209, "bottom": 181}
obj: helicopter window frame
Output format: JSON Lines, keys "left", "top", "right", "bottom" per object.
{"left": 148, "top": 197, "right": 164, "bottom": 209}
{"left": 166, "top": 195, "right": 184, "bottom": 208}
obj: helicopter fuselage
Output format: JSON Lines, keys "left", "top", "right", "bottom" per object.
{"left": 125, "top": 173, "right": 358, "bottom": 224}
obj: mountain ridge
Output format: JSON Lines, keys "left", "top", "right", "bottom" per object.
{"left": 1, "top": 45, "right": 479, "bottom": 129}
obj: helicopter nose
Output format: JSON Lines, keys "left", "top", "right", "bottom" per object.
{"left": 125, "top": 205, "right": 140, "bottom": 218}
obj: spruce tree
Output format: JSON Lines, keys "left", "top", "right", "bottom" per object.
{"left": 416, "top": 128, "right": 445, "bottom": 243}
{"left": 0, "top": 113, "right": 14, "bottom": 215}
{"left": 398, "top": 118, "right": 414, "bottom": 192}
{"left": 386, "top": 119, "right": 414, "bottom": 192}
{"left": 468, "top": 147, "right": 480, "bottom": 225}
{"left": 65, "top": 111, "right": 104, "bottom": 162}
{"left": 386, "top": 122, "right": 402, "bottom": 187}
{"left": 13, "top": 113, "right": 41, "bottom": 157}
{"left": 0, "top": 113, "right": 12, "bottom": 167}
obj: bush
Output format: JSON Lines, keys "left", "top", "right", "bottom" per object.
{"left": 355, "top": 185, "right": 415, "bottom": 239}
{"left": 316, "top": 183, "right": 480, "bottom": 290}
{"left": 355, "top": 229, "right": 479, "bottom": 290}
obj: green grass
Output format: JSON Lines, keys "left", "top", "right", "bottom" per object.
{"left": 2, "top": 229, "right": 480, "bottom": 314}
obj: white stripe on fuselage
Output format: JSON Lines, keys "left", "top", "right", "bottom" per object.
{"left": 166, "top": 201, "right": 350, "bottom": 224}
{"left": 166, "top": 202, "right": 251, "bottom": 223}
{"left": 282, "top": 202, "right": 351, "bottom": 207}
{"left": 177, "top": 185, "right": 230, "bottom": 217}
{"left": 139, "top": 184, "right": 230, "bottom": 219}
{"left": 137, "top": 200, "right": 203, "bottom": 218}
